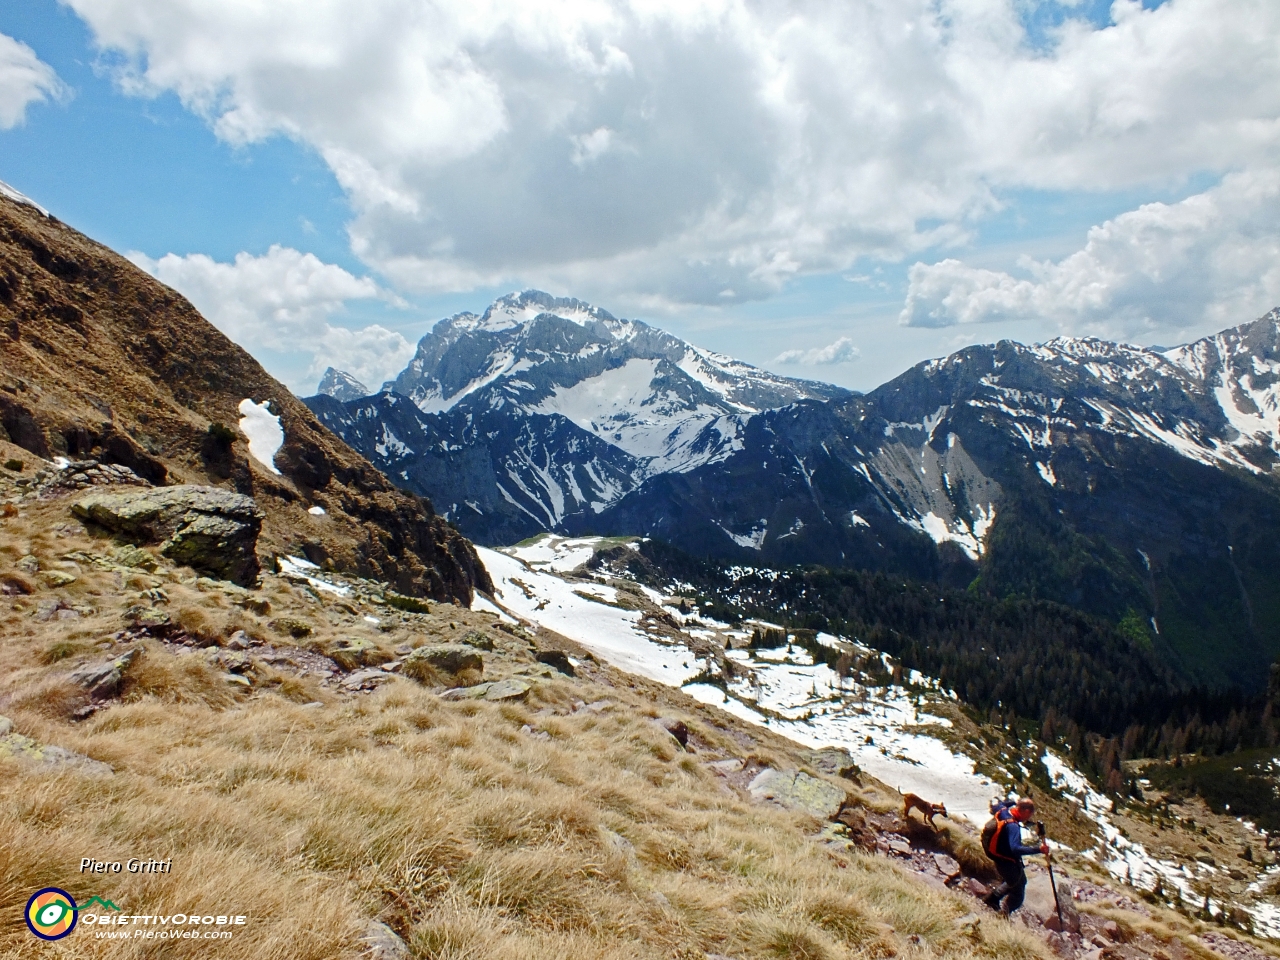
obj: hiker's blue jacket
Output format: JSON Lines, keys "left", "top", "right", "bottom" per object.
{"left": 995, "top": 820, "right": 1042, "bottom": 859}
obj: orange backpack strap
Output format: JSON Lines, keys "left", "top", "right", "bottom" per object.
{"left": 986, "top": 819, "right": 1013, "bottom": 861}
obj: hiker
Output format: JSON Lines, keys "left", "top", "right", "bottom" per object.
{"left": 983, "top": 797, "right": 1048, "bottom": 915}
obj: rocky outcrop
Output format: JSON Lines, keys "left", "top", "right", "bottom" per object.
{"left": 0, "top": 192, "right": 490, "bottom": 605}
{"left": 73, "top": 486, "right": 263, "bottom": 585}
{"left": 402, "top": 643, "right": 483, "bottom": 679}
{"left": 67, "top": 647, "right": 141, "bottom": 700}
{"left": 747, "top": 768, "right": 847, "bottom": 820}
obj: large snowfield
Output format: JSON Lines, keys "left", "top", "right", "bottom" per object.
{"left": 478, "top": 538, "right": 1000, "bottom": 825}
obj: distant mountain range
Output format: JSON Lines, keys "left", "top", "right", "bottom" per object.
{"left": 307, "top": 293, "right": 1280, "bottom": 690}
{"left": 307, "top": 291, "right": 848, "bottom": 543}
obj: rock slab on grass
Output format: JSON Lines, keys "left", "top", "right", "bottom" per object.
{"left": 484, "top": 677, "right": 531, "bottom": 701}
{"left": 402, "top": 643, "right": 483, "bottom": 677}
{"left": 73, "top": 486, "right": 264, "bottom": 585}
{"left": 440, "top": 683, "right": 493, "bottom": 701}
{"left": 0, "top": 714, "right": 112, "bottom": 774}
{"left": 68, "top": 647, "right": 140, "bottom": 700}
{"left": 747, "top": 768, "right": 846, "bottom": 820}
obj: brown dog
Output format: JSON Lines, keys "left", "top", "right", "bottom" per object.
{"left": 901, "top": 791, "right": 947, "bottom": 828}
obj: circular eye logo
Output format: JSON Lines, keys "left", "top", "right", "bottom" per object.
{"left": 25, "top": 888, "right": 78, "bottom": 940}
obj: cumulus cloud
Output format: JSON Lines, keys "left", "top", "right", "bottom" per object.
{"left": 899, "top": 169, "right": 1280, "bottom": 338}
{"left": 61, "top": 0, "right": 1280, "bottom": 305}
{"left": 129, "top": 246, "right": 414, "bottom": 391}
{"left": 775, "top": 337, "right": 861, "bottom": 365}
{"left": 0, "top": 32, "right": 64, "bottom": 128}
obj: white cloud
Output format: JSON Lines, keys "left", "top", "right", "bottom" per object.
{"left": 0, "top": 32, "right": 64, "bottom": 128}
{"left": 63, "top": 0, "right": 1280, "bottom": 306}
{"left": 129, "top": 245, "right": 415, "bottom": 391}
{"left": 775, "top": 336, "right": 861, "bottom": 365}
{"left": 570, "top": 126, "right": 620, "bottom": 167}
{"left": 899, "top": 169, "right": 1280, "bottom": 339}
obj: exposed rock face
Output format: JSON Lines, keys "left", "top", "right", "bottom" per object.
{"left": 73, "top": 486, "right": 263, "bottom": 585}
{"left": 0, "top": 191, "right": 490, "bottom": 605}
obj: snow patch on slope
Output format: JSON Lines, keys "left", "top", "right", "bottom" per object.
{"left": 0, "top": 179, "right": 49, "bottom": 216}
{"left": 238, "top": 398, "right": 283, "bottom": 474}
{"left": 478, "top": 546, "right": 699, "bottom": 684}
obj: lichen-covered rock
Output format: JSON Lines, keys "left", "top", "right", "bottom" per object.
{"left": 73, "top": 486, "right": 263, "bottom": 585}
{"left": 270, "top": 617, "right": 313, "bottom": 639}
{"left": 458, "top": 630, "right": 494, "bottom": 651}
{"left": 0, "top": 728, "right": 113, "bottom": 774}
{"left": 113, "top": 544, "right": 158, "bottom": 571}
{"left": 68, "top": 647, "right": 141, "bottom": 700}
{"left": 484, "top": 678, "right": 531, "bottom": 701}
{"left": 402, "top": 643, "right": 483, "bottom": 679}
{"left": 747, "top": 768, "right": 846, "bottom": 820}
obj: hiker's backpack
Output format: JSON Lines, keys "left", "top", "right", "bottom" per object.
{"left": 981, "top": 804, "right": 1015, "bottom": 861}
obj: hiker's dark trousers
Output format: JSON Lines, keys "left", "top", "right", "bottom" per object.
{"left": 994, "top": 859, "right": 1027, "bottom": 913}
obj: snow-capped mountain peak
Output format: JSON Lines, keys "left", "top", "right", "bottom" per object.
{"left": 308, "top": 291, "right": 851, "bottom": 543}
{"left": 316, "top": 367, "right": 370, "bottom": 402}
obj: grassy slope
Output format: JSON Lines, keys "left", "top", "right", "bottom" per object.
{"left": 0, "top": 492, "right": 1049, "bottom": 960}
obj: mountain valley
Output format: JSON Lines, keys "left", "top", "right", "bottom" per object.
{"left": 3, "top": 184, "right": 1280, "bottom": 958}
{"left": 311, "top": 295, "right": 1280, "bottom": 692}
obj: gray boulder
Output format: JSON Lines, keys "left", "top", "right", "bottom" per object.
{"left": 402, "top": 644, "right": 483, "bottom": 679}
{"left": 484, "top": 677, "right": 531, "bottom": 701}
{"left": 68, "top": 648, "right": 141, "bottom": 700}
{"left": 73, "top": 486, "right": 264, "bottom": 585}
{"left": 747, "top": 768, "right": 847, "bottom": 820}
{"left": 1023, "top": 874, "right": 1080, "bottom": 933}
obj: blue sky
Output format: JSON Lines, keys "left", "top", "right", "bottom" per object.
{"left": 0, "top": 0, "right": 1276, "bottom": 395}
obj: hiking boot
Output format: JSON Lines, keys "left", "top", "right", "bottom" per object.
{"left": 982, "top": 891, "right": 1002, "bottom": 911}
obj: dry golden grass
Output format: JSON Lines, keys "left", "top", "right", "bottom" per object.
{"left": 0, "top": 679, "right": 1056, "bottom": 960}
{"left": 0, "top": 497, "right": 1058, "bottom": 959}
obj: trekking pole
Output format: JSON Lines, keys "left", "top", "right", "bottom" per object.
{"left": 1036, "top": 821, "right": 1065, "bottom": 931}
